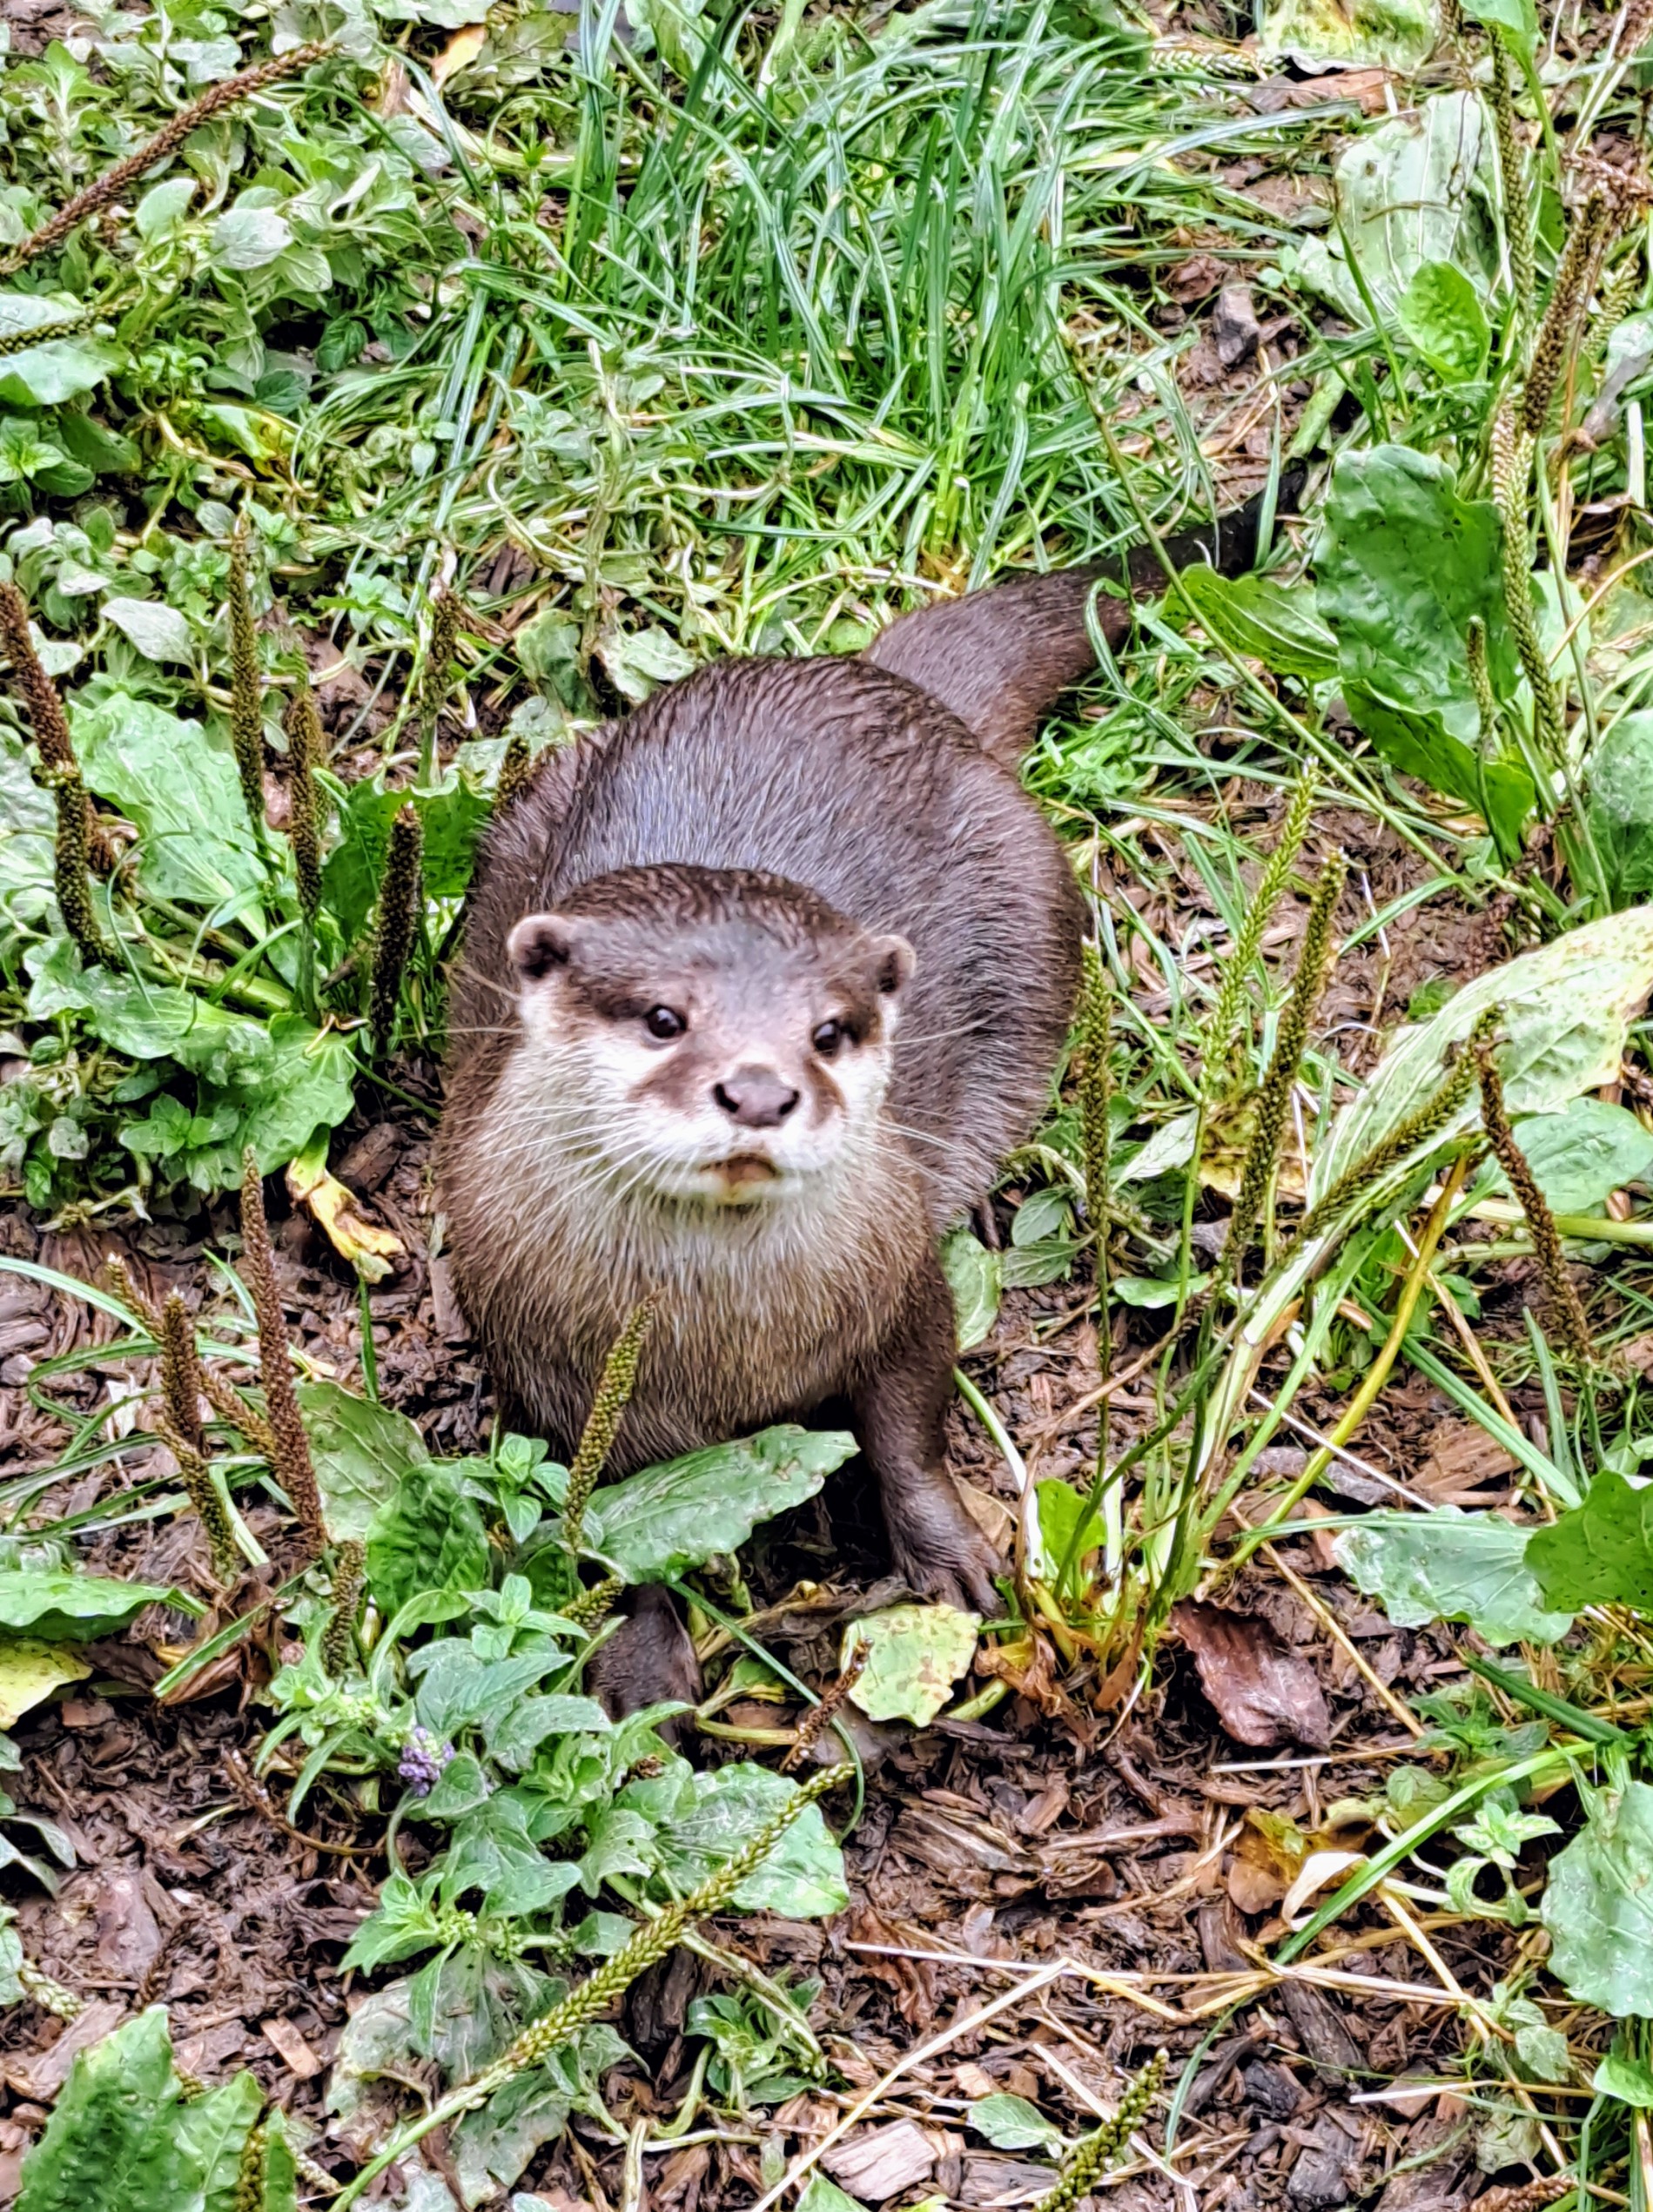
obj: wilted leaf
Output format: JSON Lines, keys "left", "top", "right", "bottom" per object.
{"left": 649, "top": 1762, "right": 848, "bottom": 1917}
{"left": 967, "top": 2093, "right": 1065, "bottom": 2155}
{"left": 1336, "top": 1508, "right": 1571, "bottom": 1645}
{"left": 299, "top": 1380, "right": 428, "bottom": 1542}
{"left": 1172, "top": 1601, "right": 1330, "bottom": 1747}
{"left": 1527, "top": 1472, "right": 1653, "bottom": 1615}
{"left": 1286, "top": 92, "right": 1497, "bottom": 324}
{"left": 588, "top": 1426, "right": 855, "bottom": 1582}
{"left": 0, "top": 1568, "right": 194, "bottom": 1642}
{"left": 1542, "top": 1781, "right": 1653, "bottom": 2017}
{"left": 1259, "top": 0, "right": 1433, "bottom": 68}
{"left": 845, "top": 1603, "right": 978, "bottom": 1727}
{"left": 0, "top": 1638, "right": 90, "bottom": 1726}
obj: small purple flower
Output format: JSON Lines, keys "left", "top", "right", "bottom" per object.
{"left": 399, "top": 1725, "right": 454, "bottom": 1799}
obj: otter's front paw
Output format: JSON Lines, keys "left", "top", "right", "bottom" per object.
{"left": 890, "top": 1479, "right": 1005, "bottom": 1616}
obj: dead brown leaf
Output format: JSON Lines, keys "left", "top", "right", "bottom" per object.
{"left": 1173, "top": 1601, "right": 1331, "bottom": 1748}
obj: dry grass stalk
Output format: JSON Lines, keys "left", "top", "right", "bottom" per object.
{"left": 0, "top": 41, "right": 332, "bottom": 275}
{"left": 239, "top": 1146, "right": 327, "bottom": 1557}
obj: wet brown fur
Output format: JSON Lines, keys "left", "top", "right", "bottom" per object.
{"left": 438, "top": 482, "right": 1295, "bottom": 1701}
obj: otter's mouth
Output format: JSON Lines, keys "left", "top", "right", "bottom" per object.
{"left": 709, "top": 1152, "right": 780, "bottom": 1188}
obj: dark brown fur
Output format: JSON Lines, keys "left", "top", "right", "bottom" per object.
{"left": 438, "top": 483, "right": 1294, "bottom": 1711}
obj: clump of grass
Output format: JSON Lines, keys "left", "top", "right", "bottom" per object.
{"left": 0, "top": 40, "right": 333, "bottom": 275}
{"left": 239, "top": 1147, "right": 327, "bottom": 1560}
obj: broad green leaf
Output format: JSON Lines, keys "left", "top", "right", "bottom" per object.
{"left": 135, "top": 178, "right": 197, "bottom": 239}
{"left": 1496, "top": 1099, "right": 1653, "bottom": 1217}
{"left": 648, "top": 1761, "right": 848, "bottom": 1917}
{"left": 845, "top": 1602, "right": 978, "bottom": 1725}
{"left": 72, "top": 693, "right": 265, "bottom": 909}
{"left": 1178, "top": 566, "right": 1339, "bottom": 682}
{"left": 1396, "top": 260, "right": 1491, "bottom": 381}
{"left": 1589, "top": 711, "right": 1653, "bottom": 903}
{"left": 1310, "top": 907, "right": 1653, "bottom": 1207}
{"left": 587, "top": 1426, "right": 855, "bottom": 1582}
{"left": 0, "top": 1567, "right": 194, "bottom": 1642}
{"left": 1285, "top": 92, "right": 1497, "bottom": 324}
{"left": 366, "top": 1462, "right": 490, "bottom": 1614}
{"left": 0, "top": 1638, "right": 90, "bottom": 1725}
{"left": 1526, "top": 1471, "right": 1653, "bottom": 1614}
{"left": 1034, "top": 1482, "right": 1105, "bottom": 1577}
{"left": 798, "top": 2182, "right": 863, "bottom": 2212}
{"left": 1258, "top": 0, "right": 1432, "bottom": 67}
{"left": 1460, "top": 0, "right": 1535, "bottom": 55}
{"left": 1334, "top": 1509, "right": 1572, "bottom": 1647}
{"left": 210, "top": 204, "right": 293, "bottom": 271}
{"left": 1594, "top": 2050, "right": 1653, "bottom": 2108}
{"left": 1317, "top": 446, "right": 1530, "bottom": 849}
{"left": 968, "top": 2093, "right": 1065, "bottom": 2155}
{"left": 102, "top": 597, "right": 196, "bottom": 664}
{"left": 0, "top": 338, "right": 121, "bottom": 409}
{"left": 17, "top": 2007, "right": 198, "bottom": 2212}
{"left": 941, "top": 1225, "right": 1000, "bottom": 1351}
{"left": 297, "top": 1379, "right": 428, "bottom": 1540}
{"left": 1542, "top": 1782, "right": 1653, "bottom": 2017}
{"left": 177, "top": 2072, "right": 262, "bottom": 2212}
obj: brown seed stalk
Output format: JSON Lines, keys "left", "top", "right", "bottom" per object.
{"left": 0, "top": 580, "right": 111, "bottom": 875}
{"left": 367, "top": 803, "right": 423, "bottom": 1054}
{"left": 240, "top": 1147, "right": 327, "bottom": 1558}
{"left": 782, "top": 1643, "right": 868, "bottom": 1772}
{"left": 0, "top": 42, "right": 333, "bottom": 276}
{"left": 227, "top": 519, "right": 268, "bottom": 840}
{"left": 1475, "top": 1043, "right": 1595, "bottom": 1368}
{"left": 283, "top": 682, "right": 325, "bottom": 925}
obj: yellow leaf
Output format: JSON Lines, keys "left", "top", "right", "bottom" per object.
{"left": 433, "top": 22, "right": 487, "bottom": 87}
{"left": 285, "top": 1156, "right": 404, "bottom": 1282}
{"left": 0, "top": 1638, "right": 90, "bottom": 1729}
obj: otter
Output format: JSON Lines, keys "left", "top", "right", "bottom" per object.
{"left": 438, "top": 484, "right": 1295, "bottom": 1704}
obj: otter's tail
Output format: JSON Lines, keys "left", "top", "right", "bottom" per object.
{"left": 862, "top": 468, "right": 1305, "bottom": 770}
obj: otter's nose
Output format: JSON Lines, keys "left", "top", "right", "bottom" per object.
{"left": 714, "top": 1067, "right": 800, "bottom": 1128}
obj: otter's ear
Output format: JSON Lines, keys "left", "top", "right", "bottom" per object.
{"left": 508, "top": 912, "right": 579, "bottom": 982}
{"left": 870, "top": 934, "right": 916, "bottom": 996}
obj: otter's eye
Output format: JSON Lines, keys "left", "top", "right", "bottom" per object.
{"left": 643, "top": 1006, "right": 686, "bottom": 1041}
{"left": 812, "top": 1019, "right": 844, "bottom": 1058}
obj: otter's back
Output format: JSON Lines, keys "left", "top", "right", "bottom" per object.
{"left": 451, "top": 654, "right": 1081, "bottom": 1222}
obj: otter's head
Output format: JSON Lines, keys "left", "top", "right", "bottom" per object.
{"left": 507, "top": 864, "right": 912, "bottom": 1207}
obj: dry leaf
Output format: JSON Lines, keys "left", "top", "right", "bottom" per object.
{"left": 1173, "top": 1600, "right": 1331, "bottom": 1748}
